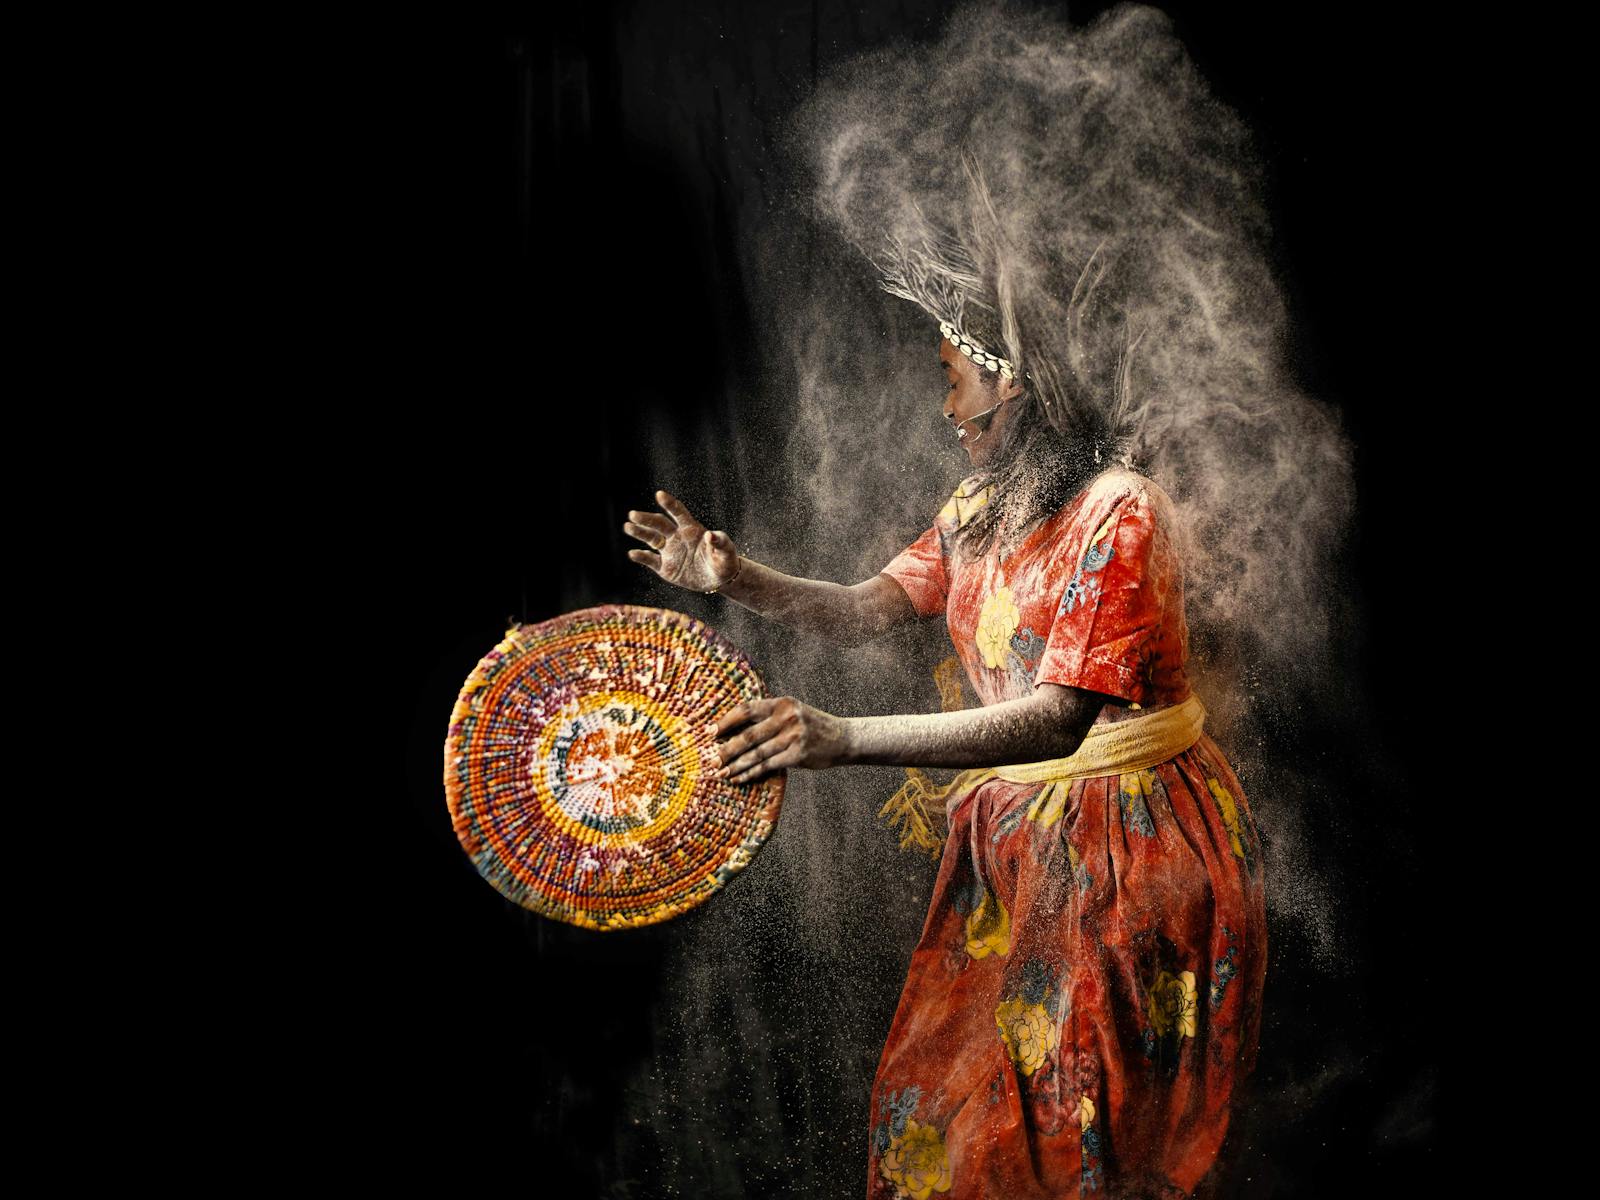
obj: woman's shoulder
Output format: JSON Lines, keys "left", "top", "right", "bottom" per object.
{"left": 1085, "top": 465, "right": 1167, "bottom": 503}
{"left": 1063, "top": 467, "right": 1169, "bottom": 523}
{"left": 1037, "top": 469, "right": 1178, "bottom": 560}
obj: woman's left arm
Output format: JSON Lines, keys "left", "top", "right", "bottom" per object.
{"left": 710, "top": 683, "right": 1110, "bottom": 784}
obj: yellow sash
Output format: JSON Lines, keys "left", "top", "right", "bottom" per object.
{"left": 878, "top": 695, "right": 1208, "bottom": 857}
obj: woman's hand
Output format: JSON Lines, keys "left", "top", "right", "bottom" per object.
{"left": 711, "top": 697, "right": 852, "bottom": 784}
{"left": 624, "top": 489, "right": 740, "bottom": 593}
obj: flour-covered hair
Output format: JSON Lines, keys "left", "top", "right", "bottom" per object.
{"left": 785, "top": 0, "right": 1353, "bottom": 699}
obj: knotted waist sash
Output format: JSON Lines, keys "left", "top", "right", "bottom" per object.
{"left": 878, "top": 694, "right": 1209, "bottom": 857}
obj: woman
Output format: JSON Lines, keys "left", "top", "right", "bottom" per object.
{"left": 623, "top": 313, "right": 1267, "bottom": 1196}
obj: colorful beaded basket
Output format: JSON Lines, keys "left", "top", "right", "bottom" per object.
{"left": 443, "top": 604, "right": 785, "bottom": 931}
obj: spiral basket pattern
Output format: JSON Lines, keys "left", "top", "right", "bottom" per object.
{"left": 443, "top": 605, "right": 785, "bottom": 930}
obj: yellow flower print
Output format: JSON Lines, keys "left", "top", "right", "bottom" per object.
{"left": 1206, "top": 778, "right": 1247, "bottom": 859}
{"left": 1078, "top": 1094, "right": 1096, "bottom": 1133}
{"left": 975, "top": 586, "right": 1021, "bottom": 669}
{"left": 937, "top": 479, "right": 995, "bottom": 531}
{"left": 1025, "top": 780, "right": 1071, "bottom": 829}
{"left": 995, "top": 995, "right": 1059, "bottom": 1076}
{"left": 879, "top": 1118, "right": 953, "bottom": 1200}
{"left": 1147, "top": 969, "right": 1199, "bottom": 1040}
{"left": 963, "top": 887, "right": 1011, "bottom": 959}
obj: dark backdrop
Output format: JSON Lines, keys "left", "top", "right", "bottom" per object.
{"left": 315, "top": 2, "right": 1461, "bottom": 1194}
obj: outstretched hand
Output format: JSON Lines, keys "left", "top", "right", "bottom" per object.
{"left": 624, "top": 489, "right": 740, "bottom": 593}
{"left": 711, "top": 697, "right": 851, "bottom": 784}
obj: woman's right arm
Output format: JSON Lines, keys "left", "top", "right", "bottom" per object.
{"left": 717, "top": 563, "right": 916, "bottom": 646}
{"left": 624, "top": 490, "right": 920, "bottom": 646}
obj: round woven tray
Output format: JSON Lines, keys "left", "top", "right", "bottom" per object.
{"left": 443, "top": 604, "right": 785, "bottom": 930}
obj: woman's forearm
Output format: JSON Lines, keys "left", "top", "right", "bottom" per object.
{"left": 710, "top": 684, "right": 1114, "bottom": 784}
{"left": 842, "top": 684, "right": 1104, "bottom": 769}
{"left": 716, "top": 557, "right": 909, "bottom": 644}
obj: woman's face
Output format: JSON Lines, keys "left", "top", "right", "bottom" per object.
{"left": 941, "top": 335, "right": 1023, "bottom": 467}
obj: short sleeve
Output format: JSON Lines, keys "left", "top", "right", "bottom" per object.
{"left": 879, "top": 525, "right": 948, "bottom": 619}
{"left": 1033, "top": 486, "right": 1171, "bottom": 705}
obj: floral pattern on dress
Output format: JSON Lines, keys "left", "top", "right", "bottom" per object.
{"left": 1009, "top": 624, "right": 1046, "bottom": 664}
{"left": 1132, "top": 931, "right": 1200, "bottom": 1076}
{"left": 990, "top": 803, "right": 1026, "bottom": 846}
{"left": 996, "top": 994, "right": 1059, "bottom": 1076}
{"left": 1025, "top": 781, "right": 1073, "bottom": 831}
{"left": 975, "top": 586, "right": 1021, "bottom": 669}
{"left": 1118, "top": 769, "right": 1159, "bottom": 838}
{"left": 994, "top": 958, "right": 1074, "bottom": 1136}
{"left": 1147, "top": 969, "right": 1199, "bottom": 1040}
{"left": 881, "top": 1120, "right": 953, "bottom": 1199}
{"left": 1066, "top": 842, "right": 1093, "bottom": 895}
{"left": 1079, "top": 1094, "right": 1105, "bottom": 1193}
{"left": 871, "top": 1086, "right": 953, "bottom": 1200}
{"left": 936, "top": 478, "right": 995, "bottom": 532}
{"left": 1206, "top": 777, "right": 1250, "bottom": 864}
{"left": 932, "top": 477, "right": 997, "bottom": 562}
{"left": 1210, "top": 925, "right": 1239, "bottom": 1011}
{"left": 1058, "top": 513, "right": 1118, "bottom": 617}
{"left": 954, "top": 878, "right": 1011, "bottom": 959}
{"left": 995, "top": 958, "right": 1064, "bottom": 1077}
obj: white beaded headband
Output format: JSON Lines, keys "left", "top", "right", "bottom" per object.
{"left": 938, "top": 320, "right": 1016, "bottom": 382}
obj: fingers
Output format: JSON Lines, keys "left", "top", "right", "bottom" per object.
{"left": 725, "top": 736, "right": 807, "bottom": 784}
{"left": 710, "top": 697, "right": 809, "bottom": 782}
{"left": 716, "top": 728, "right": 796, "bottom": 783}
{"left": 713, "top": 699, "right": 764, "bottom": 738}
{"left": 746, "top": 744, "right": 802, "bottom": 781}
{"left": 714, "top": 713, "right": 786, "bottom": 773}
{"left": 626, "top": 510, "right": 674, "bottom": 538}
{"left": 626, "top": 548, "right": 663, "bottom": 572}
{"left": 655, "top": 489, "right": 696, "bottom": 527}
{"left": 623, "top": 520, "right": 666, "bottom": 549}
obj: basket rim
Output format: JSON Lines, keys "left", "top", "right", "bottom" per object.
{"left": 442, "top": 604, "right": 787, "bottom": 931}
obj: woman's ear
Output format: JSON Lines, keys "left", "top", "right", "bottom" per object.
{"left": 998, "top": 374, "right": 1027, "bottom": 404}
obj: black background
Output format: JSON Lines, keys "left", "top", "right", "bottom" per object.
{"left": 309, "top": 2, "right": 1465, "bottom": 1194}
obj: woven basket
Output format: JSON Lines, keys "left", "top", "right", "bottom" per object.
{"left": 443, "top": 604, "right": 785, "bottom": 930}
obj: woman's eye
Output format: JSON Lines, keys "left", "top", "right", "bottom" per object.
{"left": 948, "top": 382, "right": 958, "bottom": 391}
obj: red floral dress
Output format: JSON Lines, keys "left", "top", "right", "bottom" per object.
{"left": 869, "top": 468, "right": 1267, "bottom": 1200}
